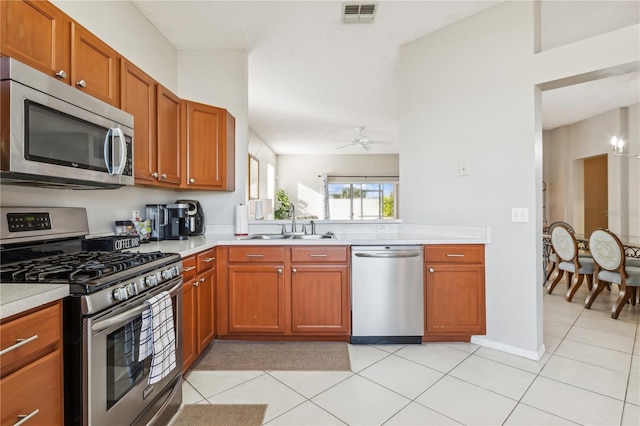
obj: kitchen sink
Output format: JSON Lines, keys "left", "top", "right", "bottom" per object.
{"left": 244, "top": 234, "right": 292, "bottom": 239}
{"left": 244, "top": 232, "right": 335, "bottom": 240}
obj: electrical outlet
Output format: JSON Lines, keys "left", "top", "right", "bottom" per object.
{"left": 511, "top": 207, "right": 529, "bottom": 223}
{"left": 458, "top": 162, "right": 470, "bottom": 176}
{"left": 376, "top": 224, "right": 387, "bottom": 232}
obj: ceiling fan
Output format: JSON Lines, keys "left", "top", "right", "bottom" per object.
{"left": 336, "top": 127, "right": 391, "bottom": 151}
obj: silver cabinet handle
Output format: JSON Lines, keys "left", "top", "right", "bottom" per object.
{"left": 277, "top": 268, "right": 283, "bottom": 274}
{"left": 55, "top": 70, "right": 67, "bottom": 79}
{"left": 161, "top": 173, "right": 167, "bottom": 179}
{"left": 309, "top": 254, "right": 328, "bottom": 257}
{"left": 292, "top": 268, "right": 297, "bottom": 273}
{"left": 183, "top": 266, "right": 196, "bottom": 272}
{"left": 193, "top": 281, "right": 199, "bottom": 287}
{"left": 355, "top": 251, "right": 421, "bottom": 258}
{"left": 446, "top": 254, "right": 465, "bottom": 257}
{"left": 189, "top": 178, "right": 195, "bottom": 184}
{"left": 152, "top": 172, "right": 159, "bottom": 178}
{"left": 14, "top": 409, "right": 39, "bottom": 426}
{"left": 76, "top": 79, "right": 86, "bottom": 88}
{"left": 246, "top": 254, "right": 264, "bottom": 257}
{"left": 429, "top": 268, "right": 435, "bottom": 273}
{"left": 200, "top": 277, "right": 205, "bottom": 282}
{"left": 203, "top": 257, "right": 215, "bottom": 263}
{"left": 0, "top": 335, "right": 39, "bottom": 356}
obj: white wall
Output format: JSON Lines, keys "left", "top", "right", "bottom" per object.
{"left": 399, "top": 1, "right": 639, "bottom": 359}
{"left": 248, "top": 128, "right": 277, "bottom": 207}
{"left": 277, "top": 154, "right": 399, "bottom": 220}
{"left": 543, "top": 105, "right": 640, "bottom": 235}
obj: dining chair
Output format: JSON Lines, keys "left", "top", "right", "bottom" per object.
{"left": 548, "top": 223, "right": 595, "bottom": 302}
{"left": 586, "top": 229, "right": 640, "bottom": 319}
{"left": 545, "top": 221, "right": 582, "bottom": 283}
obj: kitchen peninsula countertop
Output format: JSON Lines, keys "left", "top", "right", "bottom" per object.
{"left": 132, "top": 232, "right": 490, "bottom": 258}
{"left": 2, "top": 226, "right": 490, "bottom": 319}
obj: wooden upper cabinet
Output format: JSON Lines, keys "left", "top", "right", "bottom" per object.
{"left": 183, "top": 101, "right": 235, "bottom": 191}
{"left": 71, "top": 23, "right": 119, "bottom": 106}
{"left": 121, "top": 60, "right": 157, "bottom": 184}
{"left": 155, "top": 85, "right": 181, "bottom": 186}
{"left": 0, "top": 0, "right": 71, "bottom": 84}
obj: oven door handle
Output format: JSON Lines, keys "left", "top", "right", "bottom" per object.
{"left": 91, "top": 282, "right": 182, "bottom": 333}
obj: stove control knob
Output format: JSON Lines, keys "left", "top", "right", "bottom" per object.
{"left": 145, "top": 275, "right": 158, "bottom": 287}
{"left": 126, "top": 283, "right": 138, "bottom": 297}
{"left": 162, "top": 268, "right": 174, "bottom": 280}
{"left": 113, "top": 287, "right": 128, "bottom": 301}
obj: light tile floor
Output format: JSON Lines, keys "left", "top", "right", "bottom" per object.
{"left": 179, "top": 282, "right": 639, "bottom": 425}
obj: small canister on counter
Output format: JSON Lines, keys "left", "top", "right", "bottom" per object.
{"left": 115, "top": 220, "right": 135, "bottom": 236}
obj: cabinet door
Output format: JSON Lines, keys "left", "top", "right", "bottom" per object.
{"left": 227, "top": 265, "right": 285, "bottom": 334}
{"left": 291, "top": 265, "right": 350, "bottom": 334}
{"left": 156, "top": 85, "right": 181, "bottom": 186}
{"left": 197, "top": 267, "right": 216, "bottom": 350}
{"left": 183, "top": 102, "right": 232, "bottom": 190}
{"left": 121, "top": 60, "right": 157, "bottom": 184}
{"left": 425, "top": 264, "right": 485, "bottom": 336}
{"left": 71, "top": 23, "right": 119, "bottom": 106}
{"left": 1, "top": 0, "right": 71, "bottom": 84}
{"left": 181, "top": 278, "right": 198, "bottom": 373}
{"left": 0, "top": 349, "right": 63, "bottom": 426}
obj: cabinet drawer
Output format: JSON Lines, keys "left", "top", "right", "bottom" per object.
{"left": 291, "top": 246, "right": 348, "bottom": 263}
{"left": 182, "top": 255, "right": 197, "bottom": 281}
{"left": 197, "top": 248, "right": 217, "bottom": 272}
{"left": 424, "top": 244, "right": 484, "bottom": 264}
{"left": 1, "top": 302, "right": 61, "bottom": 376}
{"left": 0, "top": 349, "right": 63, "bottom": 426}
{"left": 228, "top": 246, "right": 285, "bottom": 263}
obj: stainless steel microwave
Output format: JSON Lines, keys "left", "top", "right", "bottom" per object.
{"left": 0, "top": 57, "right": 134, "bottom": 189}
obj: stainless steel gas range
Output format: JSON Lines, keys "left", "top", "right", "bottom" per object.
{"left": 0, "top": 207, "right": 183, "bottom": 426}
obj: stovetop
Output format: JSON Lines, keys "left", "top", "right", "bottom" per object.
{"left": 0, "top": 249, "right": 179, "bottom": 294}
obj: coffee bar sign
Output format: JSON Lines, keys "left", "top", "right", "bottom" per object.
{"left": 83, "top": 235, "right": 141, "bottom": 252}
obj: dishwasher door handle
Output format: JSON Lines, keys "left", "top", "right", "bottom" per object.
{"left": 354, "top": 251, "right": 422, "bottom": 258}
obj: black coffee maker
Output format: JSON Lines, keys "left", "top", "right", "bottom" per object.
{"left": 176, "top": 199, "right": 205, "bottom": 236}
{"left": 146, "top": 203, "right": 189, "bottom": 240}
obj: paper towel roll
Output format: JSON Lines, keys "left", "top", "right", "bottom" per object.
{"left": 254, "top": 200, "right": 264, "bottom": 220}
{"left": 235, "top": 204, "right": 249, "bottom": 235}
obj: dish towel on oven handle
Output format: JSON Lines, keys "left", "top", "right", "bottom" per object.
{"left": 138, "top": 291, "right": 176, "bottom": 384}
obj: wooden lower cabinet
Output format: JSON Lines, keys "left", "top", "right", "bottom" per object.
{"left": 182, "top": 248, "right": 216, "bottom": 372}
{"left": 424, "top": 244, "right": 486, "bottom": 341}
{"left": 291, "top": 264, "right": 350, "bottom": 334}
{"left": 0, "top": 301, "right": 64, "bottom": 426}
{"left": 227, "top": 264, "right": 286, "bottom": 333}
{"left": 218, "top": 245, "right": 350, "bottom": 339}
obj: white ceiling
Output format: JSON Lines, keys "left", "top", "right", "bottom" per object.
{"left": 132, "top": 1, "right": 640, "bottom": 155}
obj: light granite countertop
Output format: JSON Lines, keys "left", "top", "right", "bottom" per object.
{"left": 1, "top": 283, "right": 69, "bottom": 320}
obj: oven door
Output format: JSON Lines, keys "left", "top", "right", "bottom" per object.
{"left": 86, "top": 278, "right": 182, "bottom": 426}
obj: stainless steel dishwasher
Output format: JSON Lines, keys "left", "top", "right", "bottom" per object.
{"left": 351, "top": 245, "right": 424, "bottom": 344}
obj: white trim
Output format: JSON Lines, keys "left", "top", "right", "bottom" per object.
{"left": 471, "top": 335, "right": 546, "bottom": 361}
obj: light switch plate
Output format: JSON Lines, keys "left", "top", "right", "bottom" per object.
{"left": 512, "top": 207, "right": 529, "bottom": 223}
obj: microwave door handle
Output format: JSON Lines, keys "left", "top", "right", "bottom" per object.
{"left": 103, "top": 129, "right": 113, "bottom": 174}
{"left": 113, "top": 127, "right": 126, "bottom": 175}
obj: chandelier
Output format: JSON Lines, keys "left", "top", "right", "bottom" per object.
{"left": 610, "top": 136, "right": 640, "bottom": 159}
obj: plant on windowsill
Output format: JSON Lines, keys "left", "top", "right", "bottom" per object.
{"left": 274, "top": 189, "right": 291, "bottom": 220}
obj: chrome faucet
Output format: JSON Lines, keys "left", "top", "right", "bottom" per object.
{"left": 289, "top": 204, "right": 296, "bottom": 233}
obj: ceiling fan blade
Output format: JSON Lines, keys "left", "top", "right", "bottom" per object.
{"left": 336, "top": 143, "right": 354, "bottom": 149}
{"left": 366, "top": 140, "right": 392, "bottom": 145}
{"left": 361, "top": 143, "right": 373, "bottom": 151}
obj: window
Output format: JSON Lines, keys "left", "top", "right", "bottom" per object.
{"left": 323, "top": 176, "right": 398, "bottom": 220}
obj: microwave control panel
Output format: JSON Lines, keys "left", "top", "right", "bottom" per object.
{"left": 7, "top": 212, "right": 52, "bottom": 232}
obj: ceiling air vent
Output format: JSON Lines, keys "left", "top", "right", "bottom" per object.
{"left": 342, "top": 3, "right": 376, "bottom": 24}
